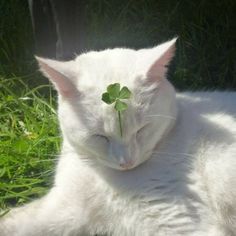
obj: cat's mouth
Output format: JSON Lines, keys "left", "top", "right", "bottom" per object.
{"left": 96, "top": 156, "right": 137, "bottom": 171}
{"left": 119, "top": 159, "right": 135, "bottom": 171}
{"left": 116, "top": 151, "right": 153, "bottom": 171}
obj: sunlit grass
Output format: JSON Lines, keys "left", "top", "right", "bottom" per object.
{"left": 0, "top": 76, "right": 60, "bottom": 212}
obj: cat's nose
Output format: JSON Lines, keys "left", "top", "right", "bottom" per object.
{"left": 110, "top": 141, "right": 134, "bottom": 169}
{"left": 119, "top": 159, "right": 134, "bottom": 170}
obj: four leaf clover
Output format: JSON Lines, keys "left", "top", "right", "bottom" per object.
{"left": 102, "top": 83, "right": 132, "bottom": 137}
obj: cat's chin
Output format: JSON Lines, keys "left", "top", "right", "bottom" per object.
{"left": 102, "top": 162, "right": 137, "bottom": 171}
{"left": 110, "top": 164, "right": 138, "bottom": 171}
{"left": 97, "top": 156, "right": 150, "bottom": 171}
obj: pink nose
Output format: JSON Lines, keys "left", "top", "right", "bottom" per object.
{"left": 119, "top": 160, "right": 134, "bottom": 170}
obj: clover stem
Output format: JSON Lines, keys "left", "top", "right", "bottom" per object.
{"left": 118, "top": 111, "right": 123, "bottom": 137}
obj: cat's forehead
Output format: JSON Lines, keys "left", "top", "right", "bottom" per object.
{"left": 100, "top": 102, "right": 143, "bottom": 139}
{"left": 76, "top": 49, "right": 138, "bottom": 75}
{"left": 74, "top": 48, "right": 141, "bottom": 93}
{"left": 77, "top": 89, "right": 145, "bottom": 138}
{"left": 76, "top": 48, "right": 137, "bottom": 68}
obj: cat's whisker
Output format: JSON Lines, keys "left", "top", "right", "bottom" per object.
{"left": 145, "top": 114, "right": 176, "bottom": 120}
{"left": 151, "top": 151, "right": 195, "bottom": 158}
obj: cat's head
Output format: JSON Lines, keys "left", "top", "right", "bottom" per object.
{"left": 37, "top": 38, "right": 177, "bottom": 171}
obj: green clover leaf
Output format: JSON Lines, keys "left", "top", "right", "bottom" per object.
{"left": 114, "top": 100, "right": 128, "bottom": 111}
{"left": 102, "top": 92, "right": 115, "bottom": 104}
{"left": 119, "top": 86, "right": 131, "bottom": 99}
{"left": 107, "top": 83, "right": 120, "bottom": 98}
{"left": 101, "top": 83, "right": 132, "bottom": 137}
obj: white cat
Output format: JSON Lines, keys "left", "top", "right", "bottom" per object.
{"left": 1, "top": 39, "right": 236, "bottom": 236}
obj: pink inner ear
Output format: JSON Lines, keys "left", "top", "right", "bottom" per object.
{"left": 38, "top": 60, "right": 78, "bottom": 98}
{"left": 147, "top": 43, "right": 176, "bottom": 82}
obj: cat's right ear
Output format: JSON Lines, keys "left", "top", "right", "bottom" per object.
{"left": 36, "top": 56, "right": 78, "bottom": 98}
{"left": 138, "top": 38, "right": 177, "bottom": 83}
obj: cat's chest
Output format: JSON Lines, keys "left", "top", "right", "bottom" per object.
{"left": 97, "top": 156, "right": 210, "bottom": 235}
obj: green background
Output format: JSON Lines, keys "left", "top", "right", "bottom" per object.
{"left": 1, "top": 0, "right": 236, "bottom": 90}
{"left": 0, "top": 0, "right": 236, "bottom": 211}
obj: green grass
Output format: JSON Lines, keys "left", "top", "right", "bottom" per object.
{"left": 0, "top": 0, "right": 60, "bottom": 213}
{"left": 0, "top": 77, "right": 59, "bottom": 212}
{"left": 0, "top": 0, "right": 236, "bottom": 212}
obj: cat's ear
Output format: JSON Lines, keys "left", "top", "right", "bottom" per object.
{"left": 141, "top": 38, "right": 177, "bottom": 82}
{"left": 36, "top": 56, "right": 78, "bottom": 98}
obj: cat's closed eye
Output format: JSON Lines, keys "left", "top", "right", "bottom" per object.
{"left": 92, "top": 134, "right": 110, "bottom": 143}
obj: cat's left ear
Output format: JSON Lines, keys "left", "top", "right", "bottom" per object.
{"left": 140, "top": 38, "right": 177, "bottom": 82}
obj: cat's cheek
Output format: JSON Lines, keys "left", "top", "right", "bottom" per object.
{"left": 83, "top": 137, "right": 109, "bottom": 158}
{"left": 60, "top": 123, "right": 89, "bottom": 153}
{"left": 136, "top": 126, "right": 153, "bottom": 148}
{"left": 135, "top": 127, "right": 156, "bottom": 162}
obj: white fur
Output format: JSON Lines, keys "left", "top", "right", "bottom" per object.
{"left": 1, "top": 39, "right": 236, "bottom": 236}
